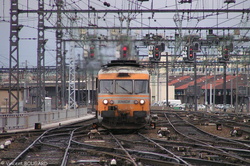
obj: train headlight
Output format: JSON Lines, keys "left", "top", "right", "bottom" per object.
{"left": 110, "top": 100, "right": 114, "bottom": 104}
{"left": 103, "top": 99, "right": 108, "bottom": 105}
{"left": 134, "top": 100, "right": 138, "bottom": 104}
{"left": 140, "top": 99, "right": 145, "bottom": 105}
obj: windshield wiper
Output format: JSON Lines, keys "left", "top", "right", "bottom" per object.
{"left": 105, "top": 87, "right": 113, "bottom": 94}
{"left": 117, "top": 84, "right": 132, "bottom": 94}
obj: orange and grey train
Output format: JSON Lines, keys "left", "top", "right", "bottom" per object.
{"left": 96, "top": 60, "right": 151, "bottom": 129}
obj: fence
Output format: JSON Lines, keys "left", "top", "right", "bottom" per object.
{"left": 0, "top": 108, "right": 88, "bottom": 131}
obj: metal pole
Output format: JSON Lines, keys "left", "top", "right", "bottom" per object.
{"left": 166, "top": 54, "right": 168, "bottom": 107}
{"left": 247, "top": 55, "right": 250, "bottom": 112}
{"left": 223, "top": 62, "right": 227, "bottom": 112}
{"left": 194, "top": 54, "right": 197, "bottom": 112}
{"left": 205, "top": 67, "right": 207, "bottom": 112}
{"left": 157, "top": 64, "right": 160, "bottom": 102}
{"left": 235, "top": 56, "right": 239, "bottom": 113}
{"left": 77, "top": 67, "right": 80, "bottom": 107}
{"left": 210, "top": 84, "right": 212, "bottom": 106}
{"left": 5, "top": 98, "right": 8, "bottom": 113}
{"left": 91, "top": 72, "right": 94, "bottom": 112}
{"left": 213, "top": 65, "right": 216, "bottom": 112}
{"left": 248, "top": 68, "right": 250, "bottom": 113}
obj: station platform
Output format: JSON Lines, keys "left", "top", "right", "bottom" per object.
{"left": 3, "top": 113, "right": 96, "bottom": 133}
{"left": 0, "top": 107, "right": 96, "bottom": 133}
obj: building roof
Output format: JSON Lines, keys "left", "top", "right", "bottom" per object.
{"left": 168, "top": 74, "right": 248, "bottom": 90}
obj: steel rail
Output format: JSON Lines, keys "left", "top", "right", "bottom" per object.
{"left": 138, "top": 133, "right": 191, "bottom": 166}
{"left": 165, "top": 113, "right": 250, "bottom": 164}
{"left": 172, "top": 113, "right": 250, "bottom": 149}
{"left": 8, "top": 129, "right": 51, "bottom": 166}
{"left": 61, "top": 129, "right": 76, "bottom": 166}
{"left": 109, "top": 132, "right": 138, "bottom": 166}
{"left": 71, "top": 139, "right": 183, "bottom": 163}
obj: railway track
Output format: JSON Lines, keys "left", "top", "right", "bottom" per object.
{"left": 181, "top": 111, "right": 250, "bottom": 143}
{"left": 71, "top": 130, "right": 185, "bottom": 165}
{"left": 71, "top": 127, "right": 246, "bottom": 166}
{"left": 2, "top": 110, "right": 250, "bottom": 165}
{"left": 165, "top": 112, "right": 250, "bottom": 165}
{"left": 3, "top": 118, "right": 97, "bottom": 166}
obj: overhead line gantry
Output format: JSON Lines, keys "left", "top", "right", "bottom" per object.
{"left": 18, "top": 9, "right": 250, "bottom": 13}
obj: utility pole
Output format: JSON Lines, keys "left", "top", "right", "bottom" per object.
{"left": 55, "top": 0, "right": 64, "bottom": 109}
{"left": 194, "top": 52, "right": 197, "bottom": 112}
{"left": 37, "top": 0, "right": 46, "bottom": 111}
{"left": 223, "top": 62, "right": 227, "bottom": 112}
{"left": 68, "top": 43, "right": 76, "bottom": 109}
{"left": 9, "top": 0, "right": 20, "bottom": 113}
{"left": 166, "top": 53, "right": 169, "bottom": 107}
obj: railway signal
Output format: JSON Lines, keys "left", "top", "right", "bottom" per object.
{"left": 153, "top": 45, "right": 161, "bottom": 61}
{"left": 188, "top": 47, "right": 194, "bottom": 60}
{"left": 89, "top": 45, "right": 95, "bottom": 58}
{"left": 183, "top": 46, "right": 195, "bottom": 62}
{"left": 218, "top": 46, "right": 230, "bottom": 62}
{"left": 122, "top": 46, "right": 129, "bottom": 58}
{"left": 222, "top": 46, "right": 230, "bottom": 61}
{"left": 187, "top": 46, "right": 195, "bottom": 61}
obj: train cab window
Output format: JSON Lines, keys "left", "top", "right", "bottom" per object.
{"left": 134, "top": 80, "right": 148, "bottom": 94}
{"left": 99, "top": 80, "right": 113, "bottom": 94}
{"left": 115, "top": 80, "right": 132, "bottom": 94}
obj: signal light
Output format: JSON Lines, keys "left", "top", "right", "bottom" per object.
{"left": 89, "top": 46, "right": 95, "bottom": 58}
{"left": 154, "top": 45, "right": 161, "bottom": 61}
{"left": 122, "top": 46, "right": 128, "bottom": 57}
{"left": 223, "top": 48, "right": 229, "bottom": 61}
{"left": 187, "top": 46, "right": 195, "bottom": 61}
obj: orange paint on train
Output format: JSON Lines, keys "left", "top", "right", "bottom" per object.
{"left": 98, "top": 73, "right": 149, "bottom": 79}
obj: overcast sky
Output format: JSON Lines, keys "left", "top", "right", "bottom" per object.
{"left": 0, "top": 0, "right": 249, "bottom": 67}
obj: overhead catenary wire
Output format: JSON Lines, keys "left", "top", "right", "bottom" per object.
{"left": 1, "top": 0, "right": 250, "bottom": 67}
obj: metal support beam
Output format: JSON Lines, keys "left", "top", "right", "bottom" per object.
{"left": 37, "top": 0, "right": 45, "bottom": 111}
{"left": 9, "top": 0, "right": 20, "bottom": 113}
{"left": 18, "top": 9, "right": 250, "bottom": 14}
{"left": 194, "top": 55, "right": 197, "bottom": 112}
{"left": 165, "top": 54, "right": 169, "bottom": 107}
{"left": 223, "top": 62, "right": 227, "bottom": 112}
{"left": 68, "top": 43, "right": 76, "bottom": 109}
{"left": 55, "top": 0, "right": 64, "bottom": 109}
{"left": 45, "top": 26, "right": 250, "bottom": 30}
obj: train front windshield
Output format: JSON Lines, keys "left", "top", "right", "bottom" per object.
{"left": 99, "top": 80, "right": 113, "bottom": 94}
{"left": 134, "top": 80, "right": 148, "bottom": 94}
{"left": 99, "top": 80, "right": 148, "bottom": 94}
{"left": 115, "top": 80, "right": 133, "bottom": 94}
